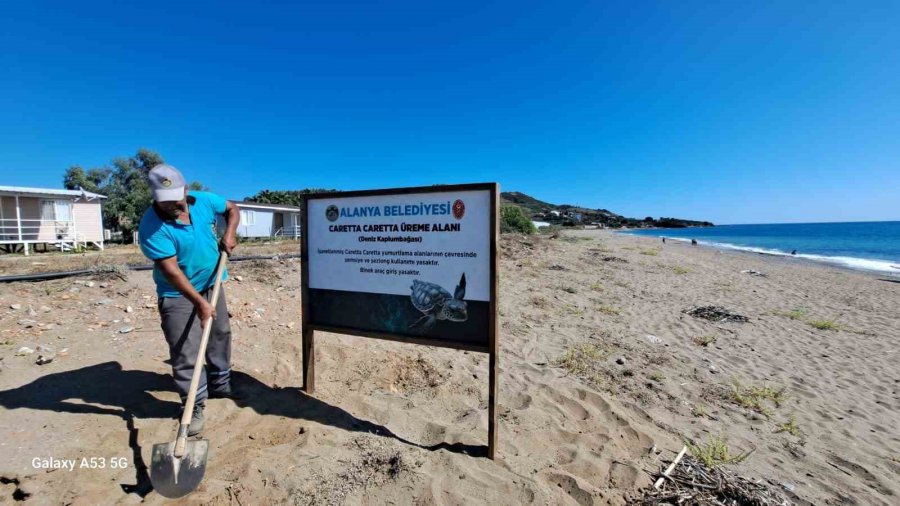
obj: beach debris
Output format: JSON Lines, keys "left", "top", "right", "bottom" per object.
{"left": 548, "top": 265, "right": 567, "bottom": 271}
{"left": 35, "top": 345, "right": 56, "bottom": 365}
{"left": 602, "top": 256, "right": 628, "bottom": 263}
{"left": 9, "top": 303, "right": 22, "bottom": 310}
{"left": 645, "top": 334, "right": 662, "bottom": 345}
{"left": 741, "top": 269, "right": 767, "bottom": 277}
{"left": 683, "top": 306, "right": 750, "bottom": 323}
{"left": 636, "top": 452, "right": 791, "bottom": 505}
{"left": 16, "top": 346, "right": 35, "bottom": 356}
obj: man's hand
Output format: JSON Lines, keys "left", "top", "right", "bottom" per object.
{"left": 221, "top": 201, "right": 240, "bottom": 256}
{"left": 196, "top": 299, "right": 216, "bottom": 327}
{"left": 220, "top": 232, "right": 237, "bottom": 256}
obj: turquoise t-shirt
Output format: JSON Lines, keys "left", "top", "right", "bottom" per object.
{"left": 138, "top": 191, "right": 229, "bottom": 297}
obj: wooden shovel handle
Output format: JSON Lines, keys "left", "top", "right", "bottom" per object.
{"left": 174, "top": 252, "right": 228, "bottom": 453}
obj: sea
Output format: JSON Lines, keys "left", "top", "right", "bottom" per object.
{"left": 623, "top": 221, "right": 900, "bottom": 275}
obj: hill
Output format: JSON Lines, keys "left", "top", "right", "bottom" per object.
{"left": 501, "top": 191, "right": 713, "bottom": 228}
{"left": 240, "top": 189, "right": 713, "bottom": 229}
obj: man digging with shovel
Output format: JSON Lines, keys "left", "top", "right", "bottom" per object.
{"left": 138, "top": 164, "right": 242, "bottom": 437}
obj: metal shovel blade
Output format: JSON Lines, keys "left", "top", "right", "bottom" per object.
{"left": 149, "top": 440, "right": 209, "bottom": 498}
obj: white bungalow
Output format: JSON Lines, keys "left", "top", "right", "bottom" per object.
{"left": 217, "top": 201, "right": 302, "bottom": 239}
{"left": 0, "top": 186, "right": 106, "bottom": 254}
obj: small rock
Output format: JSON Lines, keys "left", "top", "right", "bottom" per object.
{"left": 298, "top": 427, "right": 306, "bottom": 435}
{"left": 125, "top": 306, "right": 134, "bottom": 313}
{"left": 615, "top": 356, "right": 627, "bottom": 366}
{"left": 18, "top": 319, "right": 38, "bottom": 327}
{"left": 248, "top": 433, "right": 256, "bottom": 440}
{"left": 16, "top": 346, "right": 35, "bottom": 355}
{"left": 39, "top": 306, "right": 51, "bottom": 313}
{"left": 86, "top": 281, "right": 95, "bottom": 288}
{"left": 10, "top": 303, "right": 22, "bottom": 310}
{"left": 97, "top": 298, "right": 113, "bottom": 305}
{"left": 124, "top": 317, "right": 131, "bottom": 323}
{"left": 782, "top": 483, "right": 796, "bottom": 493}
{"left": 69, "top": 287, "right": 80, "bottom": 293}
{"left": 118, "top": 326, "right": 134, "bottom": 334}
{"left": 234, "top": 275, "right": 244, "bottom": 282}
{"left": 36, "top": 354, "right": 55, "bottom": 365}
{"left": 708, "top": 363, "right": 718, "bottom": 374}
{"left": 58, "top": 348, "right": 69, "bottom": 357}
{"left": 26, "top": 307, "right": 38, "bottom": 317}
{"left": 37, "top": 344, "right": 55, "bottom": 353}
{"left": 645, "top": 334, "right": 662, "bottom": 345}
{"left": 42, "top": 323, "right": 56, "bottom": 331}
{"left": 99, "top": 282, "right": 109, "bottom": 288}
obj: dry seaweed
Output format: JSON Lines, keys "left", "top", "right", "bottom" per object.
{"left": 684, "top": 306, "right": 750, "bottom": 323}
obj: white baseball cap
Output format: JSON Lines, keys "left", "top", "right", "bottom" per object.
{"left": 148, "top": 164, "right": 187, "bottom": 202}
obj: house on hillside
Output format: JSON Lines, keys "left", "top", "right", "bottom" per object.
{"left": 218, "top": 201, "right": 302, "bottom": 239}
{"left": 0, "top": 186, "right": 106, "bottom": 255}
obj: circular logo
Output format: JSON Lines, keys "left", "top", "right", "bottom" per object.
{"left": 325, "top": 205, "right": 339, "bottom": 222}
{"left": 161, "top": 178, "right": 172, "bottom": 188}
{"left": 452, "top": 199, "right": 465, "bottom": 220}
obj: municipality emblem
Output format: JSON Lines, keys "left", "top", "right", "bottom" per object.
{"left": 452, "top": 199, "right": 465, "bottom": 220}
{"left": 326, "top": 205, "right": 339, "bottom": 222}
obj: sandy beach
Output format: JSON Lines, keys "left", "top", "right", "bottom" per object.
{"left": 0, "top": 230, "right": 897, "bottom": 505}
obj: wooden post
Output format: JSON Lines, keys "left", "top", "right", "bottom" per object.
{"left": 302, "top": 327, "right": 315, "bottom": 393}
{"left": 300, "top": 198, "right": 314, "bottom": 393}
{"left": 15, "top": 195, "right": 26, "bottom": 256}
{"left": 487, "top": 183, "right": 500, "bottom": 460}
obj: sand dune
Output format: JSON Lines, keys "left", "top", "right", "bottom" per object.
{"left": 0, "top": 231, "right": 897, "bottom": 504}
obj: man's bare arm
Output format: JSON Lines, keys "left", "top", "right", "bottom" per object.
{"left": 156, "top": 256, "right": 215, "bottom": 325}
{"left": 220, "top": 201, "right": 240, "bottom": 255}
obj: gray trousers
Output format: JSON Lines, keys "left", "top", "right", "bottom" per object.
{"left": 158, "top": 286, "right": 232, "bottom": 406}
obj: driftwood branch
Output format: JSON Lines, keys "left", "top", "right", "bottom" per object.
{"left": 654, "top": 446, "right": 687, "bottom": 489}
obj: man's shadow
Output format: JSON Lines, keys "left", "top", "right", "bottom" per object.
{"left": 0, "top": 362, "right": 485, "bottom": 498}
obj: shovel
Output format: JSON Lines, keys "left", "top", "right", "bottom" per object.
{"left": 150, "top": 251, "right": 228, "bottom": 498}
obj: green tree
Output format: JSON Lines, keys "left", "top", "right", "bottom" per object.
{"left": 244, "top": 188, "right": 338, "bottom": 207}
{"left": 62, "top": 148, "right": 209, "bottom": 241}
{"left": 63, "top": 166, "right": 111, "bottom": 193}
{"left": 500, "top": 204, "right": 537, "bottom": 235}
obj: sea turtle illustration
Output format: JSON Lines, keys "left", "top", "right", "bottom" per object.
{"left": 409, "top": 273, "right": 467, "bottom": 330}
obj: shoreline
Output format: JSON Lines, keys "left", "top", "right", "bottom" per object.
{"left": 615, "top": 230, "right": 900, "bottom": 278}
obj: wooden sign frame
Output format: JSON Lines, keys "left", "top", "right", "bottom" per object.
{"left": 299, "top": 182, "right": 500, "bottom": 459}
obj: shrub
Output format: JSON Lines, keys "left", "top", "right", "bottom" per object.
{"left": 808, "top": 320, "right": 843, "bottom": 331}
{"left": 688, "top": 435, "right": 750, "bottom": 468}
{"left": 729, "top": 379, "right": 787, "bottom": 417}
{"left": 554, "top": 343, "right": 608, "bottom": 375}
{"left": 693, "top": 335, "right": 717, "bottom": 347}
{"left": 500, "top": 205, "right": 537, "bottom": 235}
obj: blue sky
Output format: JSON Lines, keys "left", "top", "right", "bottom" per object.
{"left": 1, "top": 1, "right": 898, "bottom": 224}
